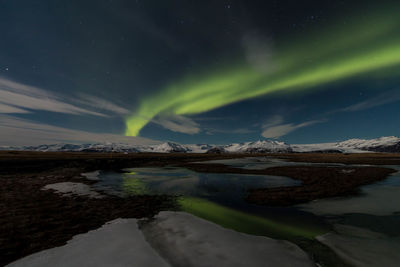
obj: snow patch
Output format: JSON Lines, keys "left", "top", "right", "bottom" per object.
{"left": 297, "top": 185, "right": 400, "bottom": 216}
{"left": 141, "top": 211, "right": 314, "bottom": 267}
{"left": 42, "top": 182, "right": 104, "bottom": 199}
{"left": 7, "top": 218, "right": 170, "bottom": 267}
{"left": 9, "top": 212, "right": 315, "bottom": 267}
{"left": 317, "top": 224, "right": 400, "bottom": 267}
{"left": 81, "top": 170, "right": 100, "bottom": 181}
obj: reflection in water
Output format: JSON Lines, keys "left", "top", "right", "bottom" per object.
{"left": 89, "top": 159, "right": 400, "bottom": 266}
{"left": 198, "top": 157, "right": 346, "bottom": 170}
{"left": 95, "top": 167, "right": 301, "bottom": 200}
{"left": 123, "top": 176, "right": 149, "bottom": 195}
{"left": 92, "top": 166, "right": 326, "bottom": 241}
{"left": 179, "top": 197, "right": 325, "bottom": 240}
{"left": 297, "top": 167, "right": 400, "bottom": 266}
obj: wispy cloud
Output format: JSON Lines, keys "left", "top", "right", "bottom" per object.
{"left": 151, "top": 114, "right": 200, "bottom": 134}
{"left": 75, "top": 93, "right": 130, "bottom": 115}
{"left": 205, "top": 127, "right": 255, "bottom": 135}
{"left": 0, "top": 102, "right": 30, "bottom": 114}
{"left": 262, "top": 119, "right": 323, "bottom": 139}
{"left": 0, "top": 116, "right": 158, "bottom": 146}
{"left": 262, "top": 115, "right": 284, "bottom": 128}
{"left": 0, "top": 77, "right": 107, "bottom": 116}
{"left": 0, "top": 77, "right": 131, "bottom": 117}
{"left": 337, "top": 90, "right": 400, "bottom": 113}
{"left": 242, "top": 31, "right": 275, "bottom": 73}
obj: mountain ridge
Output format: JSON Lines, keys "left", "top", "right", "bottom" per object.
{"left": 1, "top": 136, "right": 399, "bottom": 153}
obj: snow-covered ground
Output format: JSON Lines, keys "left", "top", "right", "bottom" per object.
{"left": 42, "top": 182, "right": 104, "bottom": 199}
{"left": 297, "top": 167, "right": 400, "bottom": 216}
{"left": 141, "top": 211, "right": 313, "bottom": 267}
{"left": 81, "top": 171, "right": 100, "bottom": 181}
{"left": 297, "top": 185, "right": 400, "bottom": 216}
{"left": 8, "top": 212, "right": 314, "bottom": 267}
{"left": 316, "top": 224, "right": 400, "bottom": 267}
{"left": 7, "top": 218, "right": 169, "bottom": 267}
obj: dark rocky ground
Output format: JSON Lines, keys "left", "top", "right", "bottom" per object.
{"left": 245, "top": 166, "right": 396, "bottom": 206}
{"left": 181, "top": 162, "right": 396, "bottom": 206}
{"left": 0, "top": 167, "right": 175, "bottom": 266}
{"left": 0, "top": 151, "right": 399, "bottom": 266}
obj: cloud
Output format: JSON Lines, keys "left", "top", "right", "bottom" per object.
{"left": 242, "top": 32, "right": 275, "bottom": 73}
{"left": 262, "top": 120, "right": 323, "bottom": 139}
{"left": 262, "top": 115, "right": 284, "bottom": 128}
{"left": 0, "top": 77, "right": 133, "bottom": 117}
{"left": 339, "top": 90, "right": 400, "bottom": 112}
{"left": 0, "top": 102, "right": 30, "bottom": 114}
{"left": 75, "top": 93, "right": 130, "bottom": 115}
{"left": 151, "top": 115, "right": 200, "bottom": 134}
{"left": 206, "top": 127, "right": 255, "bottom": 135}
{"left": 0, "top": 116, "right": 158, "bottom": 146}
{"left": 0, "top": 77, "right": 107, "bottom": 116}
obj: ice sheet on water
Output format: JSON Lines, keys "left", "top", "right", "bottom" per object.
{"left": 317, "top": 224, "right": 400, "bottom": 267}
{"left": 7, "top": 218, "right": 170, "bottom": 267}
{"left": 141, "top": 211, "right": 314, "bottom": 267}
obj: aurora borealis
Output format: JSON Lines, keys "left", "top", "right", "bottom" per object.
{"left": 125, "top": 6, "right": 400, "bottom": 136}
{"left": 1, "top": 0, "right": 400, "bottom": 145}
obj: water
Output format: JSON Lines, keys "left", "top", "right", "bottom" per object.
{"left": 91, "top": 165, "right": 328, "bottom": 240}
{"left": 296, "top": 165, "right": 400, "bottom": 266}
{"left": 87, "top": 158, "right": 400, "bottom": 266}
{"left": 197, "top": 157, "right": 347, "bottom": 169}
{"left": 94, "top": 167, "right": 301, "bottom": 202}
{"left": 297, "top": 165, "right": 400, "bottom": 216}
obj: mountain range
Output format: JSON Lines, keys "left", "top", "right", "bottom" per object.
{"left": 1, "top": 136, "right": 399, "bottom": 153}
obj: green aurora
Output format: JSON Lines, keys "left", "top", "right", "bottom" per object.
{"left": 125, "top": 8, "right": 400, "bottom": 136}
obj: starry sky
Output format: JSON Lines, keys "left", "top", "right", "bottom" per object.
{"left": 0, "top": 0, "right": 399, "bottom": 146}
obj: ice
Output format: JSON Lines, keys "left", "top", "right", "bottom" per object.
{"left": 42, "top": 182, "right": 104, "bottom": 199}
{"left": 81, "top": 170, "right": 100, "bottom": 181}
{"left": 317, "top": 224, "right": 400, "bottom": 267}
{"left": 7, "top": 219, "right": 170, "bottom": 267}
{"left": 297, "top": 185, "right": 400, "bottom": 216}
{"left": 9, "top": 212, "right": 315, "bottom": 267}
{"left": 141, "top": 211, "right": 314, "bottom": 267}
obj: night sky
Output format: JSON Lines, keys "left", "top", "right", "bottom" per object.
{"left": 1, "top": 0, "right": 399, "bottom": 145}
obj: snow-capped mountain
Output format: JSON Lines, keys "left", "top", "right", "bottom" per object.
{"left": 1, "top": 136, "right": 399, "bottom": 153}
{"left": 140, "top": 142, "right": 191, "bottom": 153}
{"left": 2, "top": 143, "right": 139, "bottom": 153}
{"left": 223, "top": 140, "right": 292, "bottom": 153}
{"left": 293, "top": 136, "right": 400, "bottom": 153}
{"left": 186, "top": 144, "right": 214, "bottom": 153}
{"left": 335, "top": 136, "right": 400, "bottom": 153}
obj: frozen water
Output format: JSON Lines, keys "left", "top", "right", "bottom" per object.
{"left": 42, "top": 182, "right": 104, "bottom": 199}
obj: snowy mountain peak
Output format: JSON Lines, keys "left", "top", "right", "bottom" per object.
{"left": 1, "top": 136, "right": 399, "bottom": 153}
{"left": 293, "top": 136, "right": 400, "bottom": 153}
{"left": 224, "top": 140, "right": 292, "bottom": 153}
{"left": 336, "top": 136, "right": 400, "bottom": 149}
{"left": 149, "top": 142, "right": 191, "bottom": 153}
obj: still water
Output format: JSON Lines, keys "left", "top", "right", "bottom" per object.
{"left": 87, "top": 158, "right": 400, "bottom": 266}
